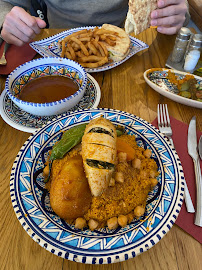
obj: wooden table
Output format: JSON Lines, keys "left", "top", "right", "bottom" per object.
{"left": 0, "top": 28, "right": 201, "bottom": 270}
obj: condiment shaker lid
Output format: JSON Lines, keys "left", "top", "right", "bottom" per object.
{"left": 191, "top": 34, "right": 202, "bottom": 48}
{"left": 177, "top": 27, "right": 192, "bottom": 40}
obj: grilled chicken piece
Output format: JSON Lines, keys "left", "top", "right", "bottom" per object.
{"left": 82, "top": 117, "right": 117, "bottom": 196}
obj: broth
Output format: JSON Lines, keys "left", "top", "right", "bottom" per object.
{"left": 19, "top": 75, "right": 79, "bottom": 103}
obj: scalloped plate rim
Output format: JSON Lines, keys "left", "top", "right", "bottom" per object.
{"left": 10, "top": 108, "right": 185, "bottom": 264}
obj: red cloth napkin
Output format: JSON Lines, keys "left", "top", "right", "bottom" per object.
{"left": 0, "top": 41, "right": 37, "bottom": 75}
{"left": 152, "top": 117, "right": 202, "bottom": 244}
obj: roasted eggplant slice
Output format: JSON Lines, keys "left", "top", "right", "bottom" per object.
{"left": 82, "top": 117, "right": 117, "bottom": 196}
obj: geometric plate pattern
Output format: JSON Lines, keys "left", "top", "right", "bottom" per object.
{"left": 10, "top": 108, "right": 185, "bottom": 264}
{"left": 144, "top": 69, "right": 202, "bottom": 109}
{"left": 0, "top": 74, "right": 101, "bottom": 133}
{"left": 30, "top": 26, "right": 149, "bottom": 73}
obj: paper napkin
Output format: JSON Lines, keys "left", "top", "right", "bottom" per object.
{"left": 0, "top": 41, "right": 37, "bottom": 75}
{"left": 152, "top": 116, "right": 202, "bottom": 244}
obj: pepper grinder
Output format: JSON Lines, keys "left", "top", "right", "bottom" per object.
{"left": 171, "top": 27, "right": 192, "bottom": 63}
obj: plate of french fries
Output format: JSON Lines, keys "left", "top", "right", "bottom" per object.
{"left": 30, "top": 26, "right": 149, "bottom": 73}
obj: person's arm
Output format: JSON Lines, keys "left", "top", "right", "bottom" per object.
{"left": 0, "top": 0, "right": 46, "bottom": 46}
{"left": 151, "top": 0, "right": 190, "bottom": 35}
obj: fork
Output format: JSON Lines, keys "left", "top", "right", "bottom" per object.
{"left": 157, "top": 104, "right": 195, "bottom": 213}
{"left": 0, "top": 42, "right": 10, "bottom": 65}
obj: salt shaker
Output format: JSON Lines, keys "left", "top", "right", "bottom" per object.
{"left": 184, "top": 34, "right": 202, "bottom": 73}
{"left": 171, "top": 27, "right": 192, "bottom": 63}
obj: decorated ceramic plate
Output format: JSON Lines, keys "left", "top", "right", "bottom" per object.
{"left": 10, "top": 108, "right": 184, "bottom": 264}
{"left": 0, "top": 74, "right": 100, "bottom": 133}
{"left": 30, "top": 26, "right": 149, "bottom": 73}
{"left": 144, "top": 68, "right": 202, "bottom": 109}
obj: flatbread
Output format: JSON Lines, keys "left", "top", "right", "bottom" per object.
{"left": 101, "top": 24, "right": 131, "bottom": 61}
{"left": 125, "top": 0, "right": 158, "bottom": 35}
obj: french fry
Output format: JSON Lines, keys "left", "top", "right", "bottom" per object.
{"left": 87, "top": 42, "right": 99, "bottom": 56}
{"left": 71, "top": 42, "right": 80, "bottom": 51}
{"left": 78, "top": 55, "right": 105, "bottom": 63}
{"left": 59, "top": 26, "right": 119, "bottom": 67}
{"left": 95, "top": 29, "right": 118, "bottom": 36}
{"left": 105, "top": 38, "right": 116, "bottom": 46}
{"left": 67, "top": 43, "right": 76, "bottom": 60}
{"left": 107, "top": 35, "right": 116, "bottom": 41}
{"left": 65, "top": 51, "right": 72, "bottom": 59}
{"left": 79, "top": 56, "right": 108, "bottom": 68}
{"left": 70, "top": 37, "right": 89, "bottom": 56}
{"left": 97, "top": 43, "right": 105, "bottom": 57}
{"left": 76, "top": 51, "right": 86, "bottom": 58}
{"left": 94, "top": 35, "right": 99, "bottom": 42}
{"left": 63, "top": 29, "right": 88, "bottom": 42}
{"left": 61, "top": 40, "right": 66, "bottom": 57}
{"left": 78, "top": 33, "right": 93, "bottom": 39}
{"left": 98, "top": 41, "right": 108, "bottom": 57}
{"left": 100, "top": 34, "right": 106, "bottom": 41}
{"left": 79, "top": 37, "right": 91, "bottom": 42}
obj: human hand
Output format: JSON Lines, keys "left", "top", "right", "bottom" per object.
{"left": 1, "top": 6, "right": 46, "bottom": 46}
{"left": 150, "top": 0, "right": 188, "bottom": 35}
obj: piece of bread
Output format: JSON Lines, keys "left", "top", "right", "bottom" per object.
{"left": 101, "top": 24, "right": 131, "bottom": 61}
{"left": 125, "top": 0, "right": 158, "bottom": 35}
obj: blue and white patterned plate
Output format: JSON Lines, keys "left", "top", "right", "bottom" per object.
{"left": 10, "top": 108, "right": 185, "bottom": 264}
{"left": 0, "top": 74, "right": 100, "bottom": 133}
{"left": 30, "top": 26, "right": 149, "bottom": 73}
{"left": 144, "top": 68, "right": 202, "bottom": 109}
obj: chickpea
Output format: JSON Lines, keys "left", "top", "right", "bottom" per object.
{"left": 118, "top": 215, "right": 128, "bottom": 227}
{"left": 88, "top": 219, "right": 99, "bottom": 231}
{"left": 151, "top": 178, "right": 158, "bottom": 187}
{"left": 109, "top": 177, "right": 115, "bottom": 187}
{"left": 43, "top": 164, "right": 49, "bottom": 177}
{"left": 119, "top": 200, "right": 126, "bottom": 207}
{"left": 127, "top": 213, "right": 134, "bottom": 224}
{"left": 132, "top": 158, "right": 141, "bottom": 169}
{"left": 75, "top": 217, "right": 86, "bottom": 230}
{"left": 115, "top": 172, "right": 124, "bottom": 183}
{"left": 140, "top": 170, "right": 147, "bottom": 179}
{"left": 107, "top": 217, "right": 118, "bottom": 230}
{"left": 150, "top": 170, "right": 156, "bottom": 178}
{"left": 118, "top": 152, "right": 127, "bottom": 163}
{"left": 144, "top": 149, "right": 152, "bottom": 158}
{"left": 134, "top": 206, "right": 145, "bottom": 218}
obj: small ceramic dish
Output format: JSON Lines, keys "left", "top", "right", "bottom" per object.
{"left": 5, "top": 57, "right": 88, "bottom": 116}
{"left": 0, "top": 73, "right": 101, "bottom": 133}
{"left": 144, "top": 68, "right": 202, "bottom": 109}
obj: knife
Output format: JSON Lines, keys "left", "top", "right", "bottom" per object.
{"left": 188, "top": 116, "right": 202, "bottom": 227}
{"left": 199, "top": 135, "right": 202, "bottom": 160}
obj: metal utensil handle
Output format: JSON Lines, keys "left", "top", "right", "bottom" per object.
{"left": 0, "top": 35, "right": 3, "bottom": 46}
{"left": 168, "top": 136, "right": 195, "bottom": 213}
{"left": 4, "top": 42, "right": 10, "bottom": 53}
{"left": 194, "top": 158, "right": 202, "bottom": 227}
{"left": 184, "top": 181, "right": 195, "bottom": 213}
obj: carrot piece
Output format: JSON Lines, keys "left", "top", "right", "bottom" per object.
{"left": 116, "top": 138, "right": 135, "bottom": 161}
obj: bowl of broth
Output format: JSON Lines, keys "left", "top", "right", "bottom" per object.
{"left": 5, "top": 57, "right": 88, "bottom": 116}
